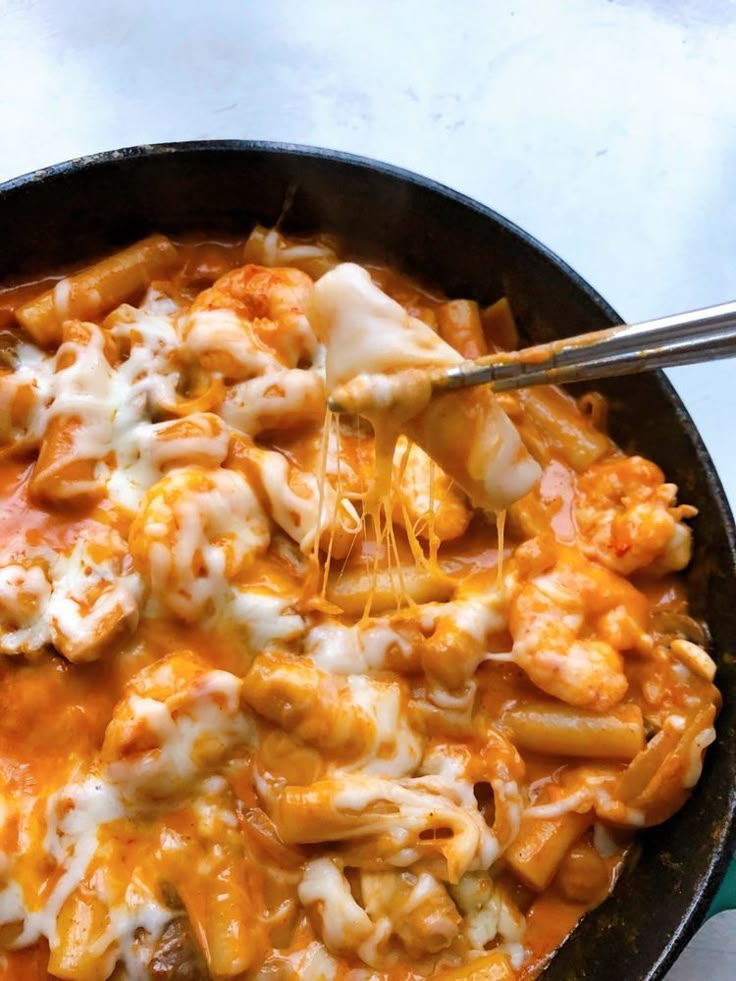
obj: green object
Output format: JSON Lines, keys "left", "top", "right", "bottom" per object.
{"left": 708, "top": 857, "right": 736, "bottom": 918}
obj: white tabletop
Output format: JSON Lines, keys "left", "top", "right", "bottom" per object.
{"left": 1, "top": 0, "right": 735, "bottom": 974}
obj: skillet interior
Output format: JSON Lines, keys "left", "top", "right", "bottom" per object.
{"left": 0, "top": 141, "right": 734, "bottom": 980}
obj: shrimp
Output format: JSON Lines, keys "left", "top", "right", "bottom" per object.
{"left": 102, "top": 650, "right": 253, "bottom": 803}
{"left": 184, "top": 264, "right": 319, "bottom": 379}
{"left": 421, "top": 580, "right": 508, "bottom": 692}
{"left": 243, "top": 652, "right": 377, "bottom": 758}
{"left": 244, "top": 652, "right": 423, "bottom": 777}
{"left": 128, "top": 466, "right": 271, "bottom": 621}
{"left": 508, "top": 542, "right": 652, "bottom": 711}
{"left": 575, "top": 456, "right": 696, "bottom": 575}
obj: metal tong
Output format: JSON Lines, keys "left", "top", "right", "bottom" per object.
{"left": 426, "top": 299, "right": 736, "bottom": 396}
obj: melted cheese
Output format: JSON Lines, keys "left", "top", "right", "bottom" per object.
{"left": 312, "top": 264, "right": 460, "bottom": 390}
{"left": 0, "top": 343, "right": 54, "bottom": 450}
{"left": 184, "top": 308, "right": 282, "bottom": 378}
{"left": 0, "top": 527, "right": 142, "bottom": 661}
{"left": 0, "top": 236, "right": 714, "bottom": 980}
{"left": 277, "top": 942, "right": 339, "bottom": 981}
{"left": 323, "top": 773, "right": 501, "bottom": 881}
{"left": 311, "top": 263, "right": 542, "bottom": 513}
{"left": 0, "top": 561, "right": 52, "bottom": 654}
{"left": 0, "top": 776, "right": 123, "bottom": 950}
{"left": 451, "top": 872, "right": 506, "bottom": 950}
{"left": 230, "top": 586, "right": 305, "bottom": 650}
{"left": 683, "top": 724, "right": 716, "bottom": 788}
{"left": 341, "top": 675, "right": 424, "bottom": 778}
{"left": 106, "top": 300, "right": 193, "bottom": 509}
{"left": 103, "top": 659, "right": 254, "bottom": 804}
{"left": 222, "top": 367, "right": 325, "bottom": 436}
{"left": 129, "top": 467, "right": 272, "bottom": 621}
{"left": 305, "top": 620, "right": 413, "bottom": 675}
{"left": 49, "top": 325, "right": 117, "bottom": 456}
{"left": 299, "top": 858, "right": 371, "bottom": 947}
{"left": 47, "top": 528, "right": 143, "bottom": 663}
{"left": 0, "top": 775, "right": 177, "bottom": 974}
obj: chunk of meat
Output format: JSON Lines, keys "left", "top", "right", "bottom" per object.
{"left": 149, "top": 918, "right": 209, "bottom": 981}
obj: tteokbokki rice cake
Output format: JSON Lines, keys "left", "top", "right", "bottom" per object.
{"left": 0, "top": 226, "right": 719, "bottom": 979}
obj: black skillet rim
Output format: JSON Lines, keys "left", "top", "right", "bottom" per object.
{"left": 1, "top": 140, "right": 735, "bottom": 979}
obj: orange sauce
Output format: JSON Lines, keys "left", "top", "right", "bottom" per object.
{"left": 0, "top": 232, "right": 718, "bottom": 980}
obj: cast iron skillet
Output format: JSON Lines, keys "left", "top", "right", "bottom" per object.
{"left": 0, "top": 142, "right": 734, "bottom": 980}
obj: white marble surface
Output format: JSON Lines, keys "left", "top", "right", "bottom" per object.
{"left": 0, "top": 0, "right": 735, "bottom": 973}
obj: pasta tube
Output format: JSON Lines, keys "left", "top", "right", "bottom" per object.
{"left": 506, "top": 808, "right": 593, "bottom": 891}
{"left": 203, "top": 861, "right": 268, "bottom": 975}
{"left": 481, "top": 296, "right": 519, "bottom": 351}
{"left": 437, "top": 300, "right": 488, "bottom": 359}
{"left": 264, "top": 773, "right": 496, "bottom": 883}
{"left": 16, "top": 235, "right": 180, "bottom": 347}
{"left": 503, "top": 702, "right": 645, "bottom": 761}
{"left": 325, "top": 562, "right": 454, "bottom": 616}
{"left": 435, "top": 951, "right": 516, "bottom": 981}
{"left": 47, "top": 887, "right": 116, "bottom": 981}
{"left": 30, "top": 321, "right": 116, "bottom": 505}
{"left": 517, "top": 386, "right": 612, "bottom": 471}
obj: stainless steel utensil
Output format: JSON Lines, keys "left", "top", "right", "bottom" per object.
{"left": 328, "top": 300, "right": 736, "bottom": 413}
{"left": 428, "top": 299, "right": 736, "bottom": 395}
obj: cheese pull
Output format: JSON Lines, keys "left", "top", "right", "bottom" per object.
{"left": 311, "top": 263, "right": 541, "bottom": 512}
